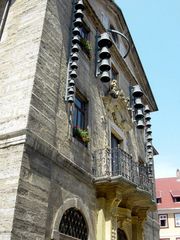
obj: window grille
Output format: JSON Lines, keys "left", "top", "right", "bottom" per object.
{"left": 59, "top": 208, "right": 88, "bottom": 240}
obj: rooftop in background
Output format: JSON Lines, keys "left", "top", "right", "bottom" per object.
{"left": 156, "top": 169, "right": 180, "bottom": 209}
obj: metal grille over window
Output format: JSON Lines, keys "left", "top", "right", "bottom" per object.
{"left": 59, "top": 208, "right": 88, "bottom": 240}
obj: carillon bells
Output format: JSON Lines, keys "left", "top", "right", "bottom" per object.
{"left": 72, "top": 35, "right": 80, "bottom": 44}
{"left": 146, "top": 127, "right": 152, "bottom": 134}
{"left": 98, "top": 32, "right": 112, "bottom": 48}
{"left": 67, "top": 95, "right": 74, "bottom": 103}
{"left": 132, "top": 85, "right": 143, "bottom": 97}
{"left": 70, "top": 70, "right": 77, "bottom": 78}
{"left": 147, "top": 134, "right": 153, "bottom": 141}
{"left": 75, "top": 0, "right": 85, "bottom": 10}
{"left": 100, "top": 71, "right": 110, "bottom": 82}
{"left": 147, "top": 147, "right": 153, "bottom": 153}
{"left": 73, "top": 17, "right": 83, "bottom": 27}
{"left": 135, "top": 109, "right": 144, "bottom": 120}
{"left": 72, "top": 27, "right": 81, "bottom": 36}
{"left": 68, "top": 79, "right": 75, "bottom": 86}
{"left": 99, "top": 47, "right": 111, "bottom": 59}
{"left": 99, "top": 59, "right": 111, "bottom": 71}
{"left": 146, "top": 142, "right": 152, "bottom": 148}
{"left": 71, "top": 53, "right": 79, "bottom": 61}
{"left": 144, "top": 105, "right": 150, "bottom": 113}
{"left": 146, "top": 120, "right": 151, "bottom": 127}
{"left": 74, "top": 9, "right": 84, "bottom": 19}
{"left": 71, "top": 44, "right": 79, "bottom": 53}
{"left": 134, "top": 97, "right": 144, "bottom": 109}
{"left": 136, "top": 119, "right": 144, "bottom": 129}
{"left": 68, "top": 87, "right": 75, "bottom": 95}
{"left": 145, "top": 113, "right": 151, "bottom": 120}
{"left": 70, "top": 61, "right": 78, "bottom": 69}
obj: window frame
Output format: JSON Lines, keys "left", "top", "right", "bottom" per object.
{"left": 159, "top": 214, "right": 169, "bottom": 228}
{"left": 174, "top": 213, "right": 180, "bottom": 227}
{"left": 73, "top": 91, "right": 88, "bottom": 144}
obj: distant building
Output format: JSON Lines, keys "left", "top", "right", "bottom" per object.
{"left": 156, "top": 170, "right": 180, "bottom": 240}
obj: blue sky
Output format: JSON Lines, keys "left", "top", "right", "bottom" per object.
{"left": 115, "top": 0, "right": 180, "bottom": 178}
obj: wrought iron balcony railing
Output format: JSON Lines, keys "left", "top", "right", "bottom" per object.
{"left": 92, "top": 147, "right": 154, "bottom": 194}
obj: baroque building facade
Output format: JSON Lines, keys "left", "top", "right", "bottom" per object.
{"left": 0, "top": 0, "right": 159, "bottom": 239}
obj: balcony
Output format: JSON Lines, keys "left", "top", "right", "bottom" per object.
{"left": 92, "top": 147, "right": 154, "bottom": 196}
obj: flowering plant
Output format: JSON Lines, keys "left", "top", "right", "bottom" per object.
{"left": 73, "top": 126, "right": 90, "bottom": 143}
{"left": 80, "top": 38, "right": 92, "bottom": 59}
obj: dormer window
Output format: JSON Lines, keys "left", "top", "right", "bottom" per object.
{"left": 170, "top": 190, "right": 180, "bottom": 202}
{"left": 156, "top": 197, "right": 162, "bottom": 204}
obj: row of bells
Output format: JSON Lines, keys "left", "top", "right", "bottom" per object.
{"left": 67, "top": 0, "right": 85, "bottom": 103}
{"left": 98, "top": 33, "right": 113, "bottom": 82}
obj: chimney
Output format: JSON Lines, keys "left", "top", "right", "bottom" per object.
{"left": 176, "top": 169, "right": 180, "bottom": 179}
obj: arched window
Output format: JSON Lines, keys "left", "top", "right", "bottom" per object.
{"left": 59, "top": 207, "right": 88, "bottom": 240}
{"left": 117, "top": 228, "right": 127, "bottom": 240}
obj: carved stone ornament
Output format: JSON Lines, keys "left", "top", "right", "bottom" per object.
{"left": 102, "top": 93, "right": 132, "bottom": 131}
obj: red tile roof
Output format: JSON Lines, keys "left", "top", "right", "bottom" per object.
{"left": 156, "top": 177, "right": 180, "bottom": 209}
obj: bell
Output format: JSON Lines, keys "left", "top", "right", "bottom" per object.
{"left": 146, "top": 120, "right": 151, "bottom": 127}
{"left": 67, "top": 95, "right": 74, "bottom": 103}
{"left": 100, "top": 71, "right": 110, "bottom": 82}
{"left": 145, "top": 113, "right": 151, "bottom": 120}
{"left": 99, "top": 59, "right": 111, "bottom": 71}
{"left": 74, "top": 9, "right": 84, "bottom": 19}
{"left": 70, "top": 61, "right": 78, "bottom": 69}
{"left": 72, "top": 35, "right": 80, "bottom": 44}
{"left": 146, "top": 127, "right": 152, "bottom": 134}
{"left": 144, "top": 105, "right": 150, "bottom": 113}
{"left": 68, "top": 79, "right": 75, "bottom": 86}
{"left": 70, "top": 70, "right": 77, "bottom": 78}
{"left": 75, "top": 0, "right": 84, "bottom": 10}
{"left": 136, "top": 119, "right": 144, "bottom": 129}
{"left": 146, "top": 142, "right": 152, "bottom": 148}
{"left": 72, "top": 27, "right": 81, "bottom": 36}
{"left": 146, "top": 134, "right": 153, "bottom": 141}
{"left": 98, "top": 32, "right": 112, "bottom": 48}
{"left": 71, "top": 53, "right": 79, "bottom": 61}
{"left": 73, "top": 18, "right": 83, "bottom": 27}
{"left": 68, "top": 87, "right": 75, "bottom": 95}
{"left": 134, "top": 97, "right": 144, "bottom": 109}
{"left": 135, "top": 109, "right": 144, "bottom": 120}
{"left": 132, "top": 85, "right": 143, "bottom": 97}
{"left": 148, "top": 154, "right": 153, "bottom": 160}
{"left": 147, "top": 147, "right": 153, "bottom": 153}
{"left": 99, "top": 47, "right": 111, "bottom": 59}
{"left": 71, "top": 44, "right": 79, "bottom": 53}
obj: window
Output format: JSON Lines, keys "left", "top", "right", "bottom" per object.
{"left": 110, "top": 24, "right": 118, "bottom": 45}
{"left": 111, "top": 65, "right": 118, "bottom": 81}
{"left": 80, "top": 24, "right": 89, "bottom": 41}
{"left": 159, "top": 214, "right": 168, "bottom": 228}
{"left": 79, "top": 22, "right": 91, "bottom": 59}
{"left": 0, "top": 0, "right": 11, "bottom": 41}
{"left": 175, "top": 213, "right": 180, "bottom": 227}
{"left": 101, "top": 11, "right": 109, "bottom": 29}
{"left": 156, "top": 197, "right": 162, "bottom": 204}
{"left": 73, "top": 93, "right": 88, "bottom": 144}
{"left": 174, "top": 197, "right": 180, "bottom": 202}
